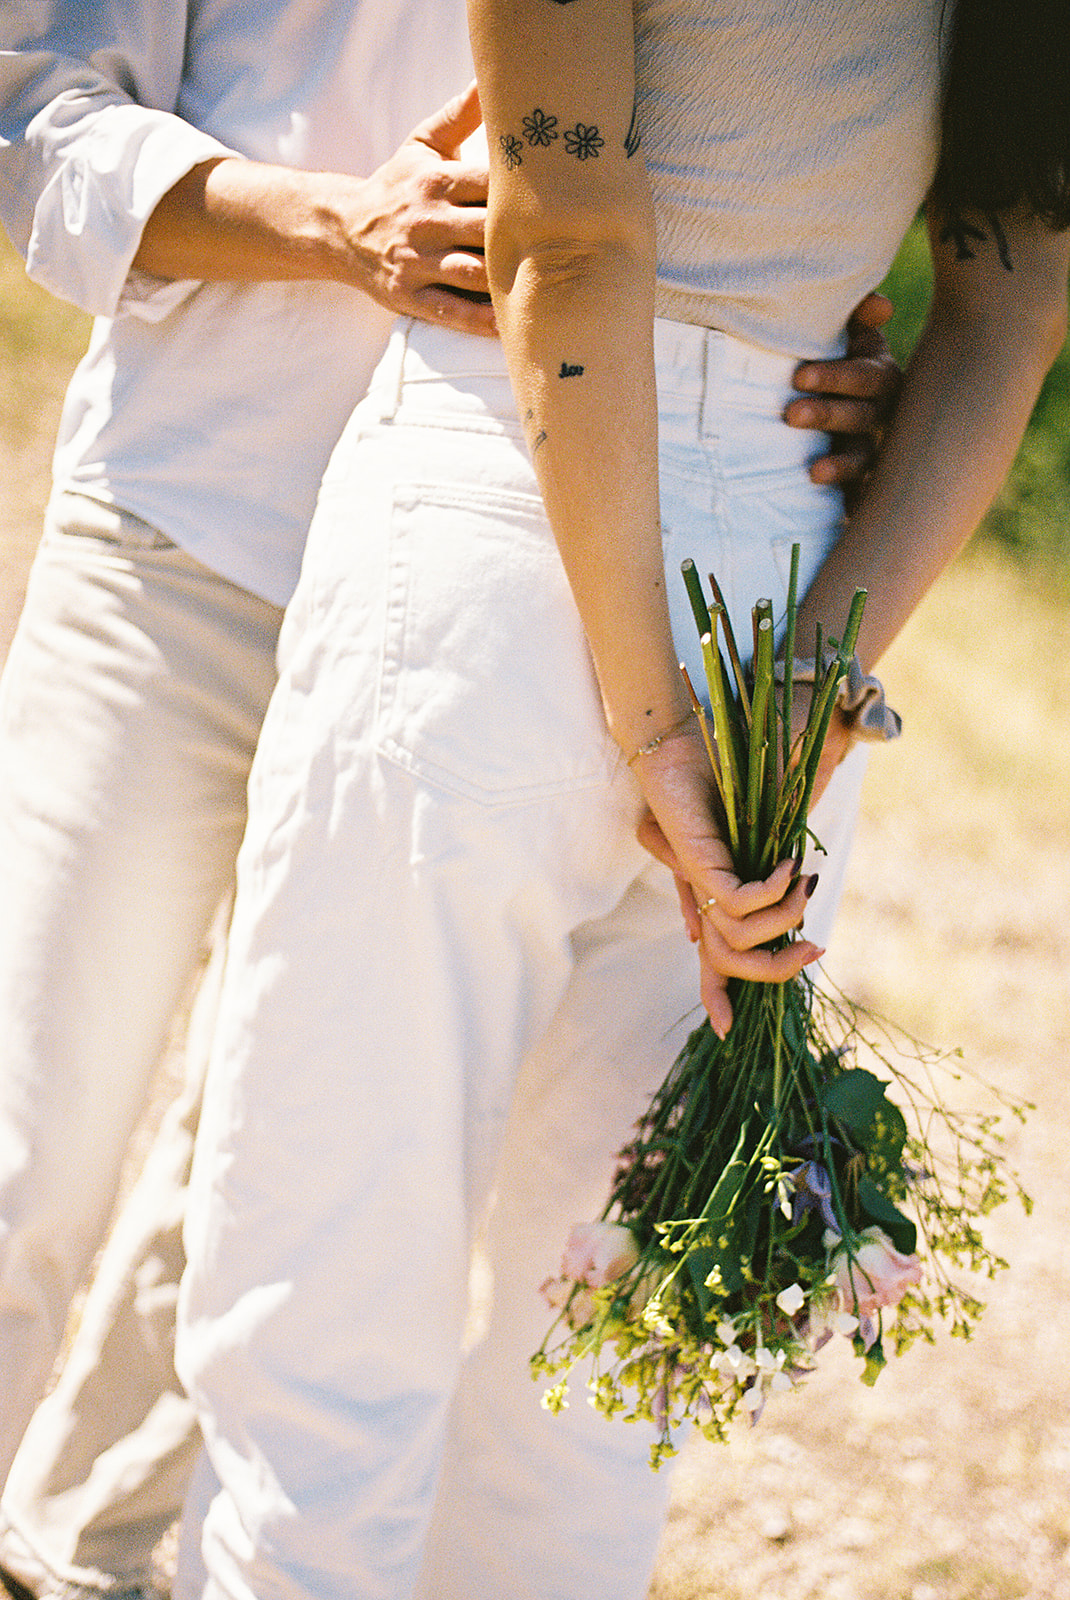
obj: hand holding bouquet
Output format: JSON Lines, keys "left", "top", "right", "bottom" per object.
{"left": 534, "top": 549, "right": 1030, "bottom": 1468}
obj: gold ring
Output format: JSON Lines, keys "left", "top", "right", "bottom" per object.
{"left": 698, "top": 896, "right": 718, "bottom": 916}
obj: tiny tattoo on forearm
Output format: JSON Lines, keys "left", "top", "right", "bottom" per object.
{"left": 564, "top": 123, "right": 604, "bottom": 159}
{"left": 523, "top": 108, "right": 559, "bottom": 147}
{"left": 499, "top": 133, "right": 523, "bottom": 171}
{"left": 559, "top": 362, "right": 585, "bottom": 377}
{"left": 624, "top": 103, "right": 640, "bottom": 158}
{"left": 525, "top": 408, "right": 548, "bottom": 452}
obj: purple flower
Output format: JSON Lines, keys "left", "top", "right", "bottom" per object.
{"left": 790, "top": 1161, "right": 840, "bottom": 1232}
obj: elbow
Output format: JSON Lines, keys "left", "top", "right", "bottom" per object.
{"left": 485, "top": 191, "right": 655, "bottom": 303}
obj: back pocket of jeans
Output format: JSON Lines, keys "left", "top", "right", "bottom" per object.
{"left": 376, "top": 482, "right": 616, "bottom": 804}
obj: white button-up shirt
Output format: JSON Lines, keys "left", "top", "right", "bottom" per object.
{"left": 0, "top": 1, "right": 474, "bottom": 604}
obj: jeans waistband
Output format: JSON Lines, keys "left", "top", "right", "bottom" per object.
{"left": 368, "top": 317, "right": 803, "bottom": 430}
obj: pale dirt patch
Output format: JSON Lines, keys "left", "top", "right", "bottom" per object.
{"left": 3, "top": 236, "right": 1068, "bottom": 1600}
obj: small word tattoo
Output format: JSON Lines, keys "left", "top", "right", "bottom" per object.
{"left": 564, "top": 122, "right": 604, "bottom": 160}
{"left": 523, "top": 108, "right": 559, "bottom": 147}
{"left": 624, "top": 102, "right": 641, "bottom": 158}
{"left": 499, "top": 132, "right": 523, "bottom": 171}
{"left": 559, "top": 361, "right": 585, "bottom": 377}
{"left": 940, "top": 210, "right": 1013, "bottom": 271}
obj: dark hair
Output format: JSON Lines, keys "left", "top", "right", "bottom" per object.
{"left": 933, "top": 0, "right": 1070, "bottom": 227}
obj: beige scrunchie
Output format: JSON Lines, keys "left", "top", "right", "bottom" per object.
{"left": 776, "top": 652, "right": 902, "bottom": 744}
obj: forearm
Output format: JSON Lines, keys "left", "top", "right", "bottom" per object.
{"left": 796, "top": 208, "right": 1070, "bottom": 671}
{"left": 472, "top": 0, "right": 686, "bottom": 753}
{"left": 132, "top": 157, "right": 366, "bottom": 285}
{"left": 488, "top": 222, "right": 687, "bottom": 753}
{"left": 797, "top": 312, "right": 1064, "bottom": 669}
{"left": 130, "top": 86, "right": 493, "bottom": 333}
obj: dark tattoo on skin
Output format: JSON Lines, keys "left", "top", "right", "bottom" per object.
{"left": 499, "top": 132, "right": 523, "bottom": 171}
{"left": 524, "top": 408, "right": 548, "bottom": 452}
{"left": 523, "top": 108, "right": 559, "bottom": 147}
{"left": 564, "top": 123, "right": 604, "bottom": 159}
{"left": 624, "top": 102, "right": 640, "bottom": 158}
{"left": 559, "top": 362, "right": 584, "bottom": 377}
{"left": 940, "top": 210, "right": 1013, "bottom": 271}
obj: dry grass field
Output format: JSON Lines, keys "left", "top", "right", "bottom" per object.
{"left": 2, "top": 235, "right": 1068, "bottom": 1600}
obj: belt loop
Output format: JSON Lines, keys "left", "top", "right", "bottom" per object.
{"left": 372, "top": 319, "right": 412, "bottom": 422}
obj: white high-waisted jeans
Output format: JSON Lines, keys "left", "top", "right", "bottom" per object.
{"left": 0, "top": 495, "right": 282, "bottom": 1576}
{"left": 176, "top": 319, "right": 867, "bottom": 1600}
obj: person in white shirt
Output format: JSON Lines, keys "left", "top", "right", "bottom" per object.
{"left": 0, "top": 3, "right": 897, "bottom": 1597}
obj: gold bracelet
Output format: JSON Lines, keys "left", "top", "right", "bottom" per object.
{"left": 626, "top": 710, "right": 695, "bottom": 768}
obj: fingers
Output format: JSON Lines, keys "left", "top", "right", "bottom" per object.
{"left": 434, "top": 245, "right": 489, "bottom": 294}
{"left": 411, "top": 284, "right": 497, "bottom": 336}
{"left": 696, "top": 853, "right": 798, "bottom": 921}
{"left": 692, "top": 858, "right": 823, "bottom": 1038}
{"left": 699, "top": 929, "right": 824, "bottom": 1040}
{"left": 440, "top": 167, "right": 490, "bottom": 207}
{"left": 636, "top": 811, "right": 682, "bottom": 873}
{"left": 789, "top": 358, "right": 894, "bottom": 404}
{"left": 846, "top": 289, "right": 894, "bottom": 331}
{"left": 699, "top": 866, "right": 814, "bottom": 951}
{"left": 784, "top": 392, "right": 884, "bottom": 434}
{"left": 807, "top": 434, "right": 875, "bottom": 485}
{"left": 413, "top": 80, "right": 483, "bottom": 157}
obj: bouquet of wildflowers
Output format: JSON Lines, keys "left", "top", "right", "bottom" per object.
{"left": 534, "top": 549, "right": 1030, "bottom": 1468}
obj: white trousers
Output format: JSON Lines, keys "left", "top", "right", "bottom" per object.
{"left": 176, "top": 320, "right": 867, "bottom": 1600}
{"left": 0, "top": 496, "right": 282, "bottom": 1590}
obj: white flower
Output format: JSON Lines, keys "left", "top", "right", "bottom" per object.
{"left": 775, "top": 1282, "right": 806, "bottom": 1317}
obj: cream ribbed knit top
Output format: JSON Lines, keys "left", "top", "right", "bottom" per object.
{"left": 637, "top": 0, "right": 947, "bottom": 358}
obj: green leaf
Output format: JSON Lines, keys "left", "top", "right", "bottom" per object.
{"left": 855, "top": 1175, "right": 917, "bottom": 1256}
{"left": 822, "top": 1068, "right": 890, "bottom": 1131}
{"left": 822, "top": 1068, "right": 908, "bottom": 1177}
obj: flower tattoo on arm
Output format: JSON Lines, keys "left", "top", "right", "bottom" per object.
{"left": 564, "top": 123, "right": 604, "bottom": 160}
{"left": 523, "top": 108, "right": 559, "bottom": 147}
{"left": 624, "top": 102, "right": 640, "bottom": 157}
{"left": 499, "top": 132, "right": 524, "bottom": 171}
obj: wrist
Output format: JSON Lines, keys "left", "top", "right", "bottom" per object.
{"left": 624, "top": 709, "right": 697, "bottom": 768}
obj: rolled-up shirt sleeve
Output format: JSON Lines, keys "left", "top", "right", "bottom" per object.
{"left": 0, "top": 6, "right": 239, "bottom": 317}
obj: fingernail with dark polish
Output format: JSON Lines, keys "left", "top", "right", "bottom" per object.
{"left": 805, "top": 873, "right": 820, "bottom": 898}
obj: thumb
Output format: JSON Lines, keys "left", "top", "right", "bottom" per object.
{"left": 414, "top": 80, "right": 483, "bottom": 157}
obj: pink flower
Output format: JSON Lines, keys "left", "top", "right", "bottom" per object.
{"left": 831, "top": 1226, "right": 922, "bottom": 1347}
{"left": 560, "top": 1221, "right": 640, "bottom": 1288}
{"left": 540, "top": 1275, "right": 597, "bottom": 1328}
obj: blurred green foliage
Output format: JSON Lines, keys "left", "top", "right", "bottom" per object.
{"left": 881, "top": 219, "right": 1070, "bottom": 584}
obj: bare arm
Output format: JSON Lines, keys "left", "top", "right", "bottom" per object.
{"left": 132, "top": 85, "right": 496, "bottom": 337}
{"left": 795, "top": 204, "right": 1069, "bottom": 680}
{"left": 468, "top": 0, "right": 815, "bottom": 1033}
